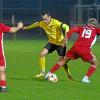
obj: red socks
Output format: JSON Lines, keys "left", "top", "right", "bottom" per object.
{"left": 50, "top": 64, "right": 96, "bottom": 78}
{"left": 0, "top": 80, "right": 6, "bottom": 87}
{"left": 50, "top": 63, "right": 61, "bottom": 73}
{"left": 86, "top": 65, "right": 96, "bottom": 77}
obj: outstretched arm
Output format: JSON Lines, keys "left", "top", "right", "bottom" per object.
{"left": 96, "top": 28, "right": 100, "bottom": 35}
{"left": 10, "top": 21, "right": 23, "bottom": 33}
{"left": 23, "top": 22, "right": 39, "bottom": 30}
{"left": 62, "top": 26, "right": 80, "bottom": 46}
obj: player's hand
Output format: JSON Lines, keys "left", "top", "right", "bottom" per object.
{"left": 61, "top": 39, "right": 66, "bottom": 47}
{"left": 17, "top": 21, "right": 23, "bottom": 29}
{"left": 62, "top": 42, "right": 66, "bottom": 47}
{"left": 62, "top": 38, "right": 68, "bottom": 47}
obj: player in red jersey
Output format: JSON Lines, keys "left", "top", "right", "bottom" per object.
{"left": 0, "top": 22, "right": 23, "bottom": 92}
{"left": 45, "top": 18, "right": 100, "bottom": 83}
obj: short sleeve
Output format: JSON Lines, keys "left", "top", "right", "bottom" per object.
{"left": 0, "top": 23, "right": 11, "bottom": 33}
{"left": 96, "top": 28, "right": 100, "bottom": 35}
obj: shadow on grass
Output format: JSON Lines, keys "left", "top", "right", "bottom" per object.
{"left": 8, "top": 77, "right": 48, "bottom": 82}
{"left": 8, "top": 77, "right": 83, "bottom": 84}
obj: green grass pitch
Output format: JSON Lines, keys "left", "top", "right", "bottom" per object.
{"left": 0, "top": 40, "right": 100, "bottom": 100}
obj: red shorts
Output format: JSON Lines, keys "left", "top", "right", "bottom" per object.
{"left": 0, "top": 47, "right": 6, "bottom": 68}
{"left": 66, "top": 46, "right": 94, "bottom": 61}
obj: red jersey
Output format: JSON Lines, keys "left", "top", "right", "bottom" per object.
{"left": 0, "top": 23, "right": 11, "bottom": 67}
{"left": 66, "top": 25, "right": 100, "bottom": 51}
{"left": 0, "top": 23, "right": 11, "bottom": 41}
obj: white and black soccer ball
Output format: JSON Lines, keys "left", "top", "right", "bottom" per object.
{"left": 48, "top": 73, "right": 58, "bottom": 83}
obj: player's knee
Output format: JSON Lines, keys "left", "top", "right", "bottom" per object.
{"left": 93, "top": 57, "right": 98, "bottom": 66}
{"left": 95, "top": 60, "right": 99, "bottom": 67}
{"left": 60, "top": 60, "right": 65, "bottom": 66}
{"left": 39, "top": 49, "right": 48, "bottom": 57}
{"left": 90, "top": 60, "right": 98, "bottom": 67}
{"left": 39, "top": 53, "right": 45, "bottom": 57}
{"left": 94, "top": 59, "right": 98, "bottom": 66}
{"left": 0, "top": 67, "right": 5, "bottom": 73}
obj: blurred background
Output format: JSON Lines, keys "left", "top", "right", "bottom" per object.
{"left": 0, "top": 0, "right": 100, "bottom": 40}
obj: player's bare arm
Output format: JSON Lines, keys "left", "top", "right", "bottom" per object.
{"left": 10, "top": 21, "right": 23, "bottom": 33}
{"left": 62, "top": 36, "right": 68, "bottom": 47}
{"left": 60, "top": 24, "right": 69, "bottom": 47}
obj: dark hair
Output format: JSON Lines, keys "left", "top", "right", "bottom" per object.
{"left": 88, "top": 18, "right": 98, "bottom": 26}
{"left": 42, "top": 11, "right": 51, "bottom": 16}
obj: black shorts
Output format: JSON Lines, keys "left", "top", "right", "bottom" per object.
{"left": 44, "top": 42, "right": 66, "bottom": 56}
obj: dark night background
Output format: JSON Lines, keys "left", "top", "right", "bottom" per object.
{"left": 0, "top": 0, "right": 100, "bottom": 39}
{"left": 1, "top": 0, "right": 100, "bottom": 24}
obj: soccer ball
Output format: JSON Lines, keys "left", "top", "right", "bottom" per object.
{"left": 48, "top": 73, "right": 58, "bottom": 83}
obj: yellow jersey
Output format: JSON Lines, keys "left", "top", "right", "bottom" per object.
{"left": 25, "top": 18, "right": 69, "bottom": 45}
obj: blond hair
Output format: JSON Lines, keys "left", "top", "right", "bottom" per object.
{"left": 88, "top": 18, "right": 98, "bottom": 26}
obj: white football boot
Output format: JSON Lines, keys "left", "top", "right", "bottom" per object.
{"left": 81, "top": 76, "right": 90, "bottom": 83}
{"left": 36, "top": 71, "right": 45, "bottom": 78}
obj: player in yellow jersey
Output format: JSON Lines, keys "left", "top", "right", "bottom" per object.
{"left": 23, "top": 12, "right": 73, "bottom": 80}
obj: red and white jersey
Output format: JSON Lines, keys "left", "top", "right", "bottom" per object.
{"left": 66, "top": 25, "right": 100, "bottom": 51}
{"left": 0, "top": 23, "right": 11, "bottom": 43}
{"left": 0, "top": 23, "right": 11, "bottom": 67}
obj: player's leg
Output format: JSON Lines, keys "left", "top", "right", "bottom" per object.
{"left": 82, "top": 53, "right": 98, "bottom": 83}
{"left": 45, "top": 56, "right": 71, "bottom": 79}
{"left": 63, "top": 63, "right": 73, "bottom": 80}
{"left": 50, "top": 56, "right": 71, "bottom": 73}
{"left": 36, "top": 42, "right": 55, "bottom": 78}
{"left": 57, "top": 46, "right": 73, "bottom": 80}
{"left": 0, "top": 49, "right": 7, "bottom": 92}
{"left": 0, "top": 67, "right": 7, "bottom": 92}
{"left": 58, "top": 56, "right": 73, "bottom": 80}
{"left": 45, "top": 46, "right": 75, "bottom": 80}
{"left": 36, "top": 48, "right": 48, "bottom": 78}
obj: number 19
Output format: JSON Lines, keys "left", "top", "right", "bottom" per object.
{"left": 81, "top": 29, "right": 92, "bottom": 38}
